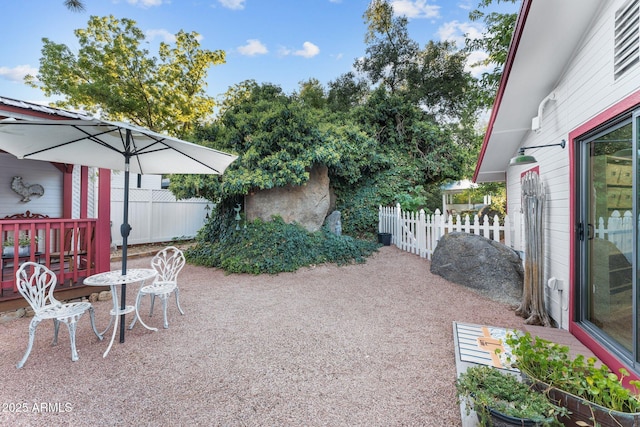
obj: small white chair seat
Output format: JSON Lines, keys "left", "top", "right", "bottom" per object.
{"left": 37, "top": 301, "right": 93, "bottom": 320}
{"left": 16, "top": 262, "right": 102, "bottom": 368}
{"left": 140, "top": 281, "right": 177, "bottom": 296}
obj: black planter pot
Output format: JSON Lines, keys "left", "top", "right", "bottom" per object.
{"left": 486, "top": 407, "right": 540, "bottom": 427}
{"left": 377, "top": 232, "right": 392, "bottom": 246}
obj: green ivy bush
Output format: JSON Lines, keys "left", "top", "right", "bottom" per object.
{"left": 185, "top": 216, "right": 379, "bottom": 274}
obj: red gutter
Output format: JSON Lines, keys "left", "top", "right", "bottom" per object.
{"left": 472, "top": 0, "right": 532, "bottom": 182}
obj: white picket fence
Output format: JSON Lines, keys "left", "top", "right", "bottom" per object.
{"left": 378, "top": 204, "right": 518, "bottom": 260}
{"left": 379, "top": 204, "right": 635, "bottom": 262}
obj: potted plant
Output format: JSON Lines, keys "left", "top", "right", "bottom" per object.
{"left": 504, "top": 331, "right": 640, "bottom": 427}
{"left": 2, "top": 234, "right": 38, "bottom": 257}
{"left": 456, "top": 364, "right": 567, "bottom": 426}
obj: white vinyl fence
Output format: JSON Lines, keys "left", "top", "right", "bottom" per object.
{"left": 111, "top": 187, "right": 211, "bottom": 246}
{"left": 379, "top": 204, "right": 636, "bottom": 261}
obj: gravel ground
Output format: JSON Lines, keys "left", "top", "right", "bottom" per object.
{"left": 0, "top": 246, "right": 527, "bottom": 426}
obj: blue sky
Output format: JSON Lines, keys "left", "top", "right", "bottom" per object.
{"left": 0, "top": 0, "right": 519, "bottom": 105}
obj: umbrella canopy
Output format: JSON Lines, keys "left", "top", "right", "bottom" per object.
{"left": 0, "top": 119, "right": 236, "bottom": 174}
{"left": 0, "top": 118, "right": 237, "bottom": 343}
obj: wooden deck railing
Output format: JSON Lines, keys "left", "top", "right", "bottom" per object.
{"left": 0, "top": 217, "right": 99, "bottom": 306}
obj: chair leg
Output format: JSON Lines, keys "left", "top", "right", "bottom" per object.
{"left": 52, "top": 319, "right": 60, "bottom": 346}
{"left": 88, "top": 306, "right": 103, "bottom": 341}
{"left": 162, "top": 296, "right": 169, "bottom": 329}
{"left": 66, "top": 320, "right": 80, "bottom": 362}
{"left": 98, "top": 312, "right": 115, "bottom": 338}
{"left": 17, "top": 318, "right": 41, "bottom": 369}
{"left": 149, "top": 294, "right": 156, "bottom": 317}
{"left": 130, "top": 291, "right": 158, "bottom": 332}
{"left": 175, "top": 288, "right": 185, "bottom": 315}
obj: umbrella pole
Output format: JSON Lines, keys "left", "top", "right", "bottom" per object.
{"left": 119, "top": 134, "right": 133, "bottom": 343}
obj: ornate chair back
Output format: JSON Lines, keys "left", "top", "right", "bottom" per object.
{"left": 151, "top": 246, "right": 185, "bottom": 282}
{"left": 16, "top": 262, "right": 61, "bottom": 313}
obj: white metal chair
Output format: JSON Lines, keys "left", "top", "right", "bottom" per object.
{"left": 129, "top": 246, "right": 185, "bottom": 330}
{"left": 15, "top": 262, "right": 102, "bottom": 368}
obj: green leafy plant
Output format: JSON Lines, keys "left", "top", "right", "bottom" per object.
{"left": 3, "top": 233, "right": 39, "bottom": 247}
{"left": 505, "top": 332, "right": 640, "bottom": 413}
{"left": 186, "top": 216, "right": 379, "bottom": 274}
{"left": 456, "top": 365, "right": 567, "bottom": 426}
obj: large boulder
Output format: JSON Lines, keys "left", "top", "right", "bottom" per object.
{"left": 324, "top": 210, "right": 342, "bottom": 235}
{"left": 430, "top": 232, "right": 523, "bottom": 306}
{"left": 245, "top": 164, "right": 330, "bottom": 232}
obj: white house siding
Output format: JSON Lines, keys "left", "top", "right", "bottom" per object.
{"left": 506, "top": 0, "right": 639, "bottom": 329}
{"left": 0, "top": 153, "right": 63, "bottom": 218}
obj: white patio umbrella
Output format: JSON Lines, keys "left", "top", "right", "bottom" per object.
{"left": 0, "top": 118, "right": 237, "bottom": 341}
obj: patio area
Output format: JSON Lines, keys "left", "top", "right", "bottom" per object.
{"left": 1, "top": 246, "right": 547, "bottom": 425}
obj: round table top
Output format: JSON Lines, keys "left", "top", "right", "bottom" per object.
{"left": 83, "top": 268, "right": 157, "bottom": 286}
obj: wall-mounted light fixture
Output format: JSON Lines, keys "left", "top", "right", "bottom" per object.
{"left": 509, "top": 140, "right": 566, "bottom": 166}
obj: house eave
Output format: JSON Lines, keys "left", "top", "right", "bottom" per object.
{"left": 473, "top": 0, "right": 603, "bottom": 183}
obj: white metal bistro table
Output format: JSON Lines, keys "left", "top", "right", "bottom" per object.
{"left": 84, "top": 268, "right": 157, "bottom": 357}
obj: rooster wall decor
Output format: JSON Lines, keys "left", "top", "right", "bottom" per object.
{"left": 11, "top": 176, "right": 45, "bottom": 202}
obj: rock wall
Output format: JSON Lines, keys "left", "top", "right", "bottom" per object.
{"left": 245, "top": 164, "right": 330, "bottom": 232}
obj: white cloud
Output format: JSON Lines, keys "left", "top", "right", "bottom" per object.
{"left": 437, "top": 20, "right": 491, "bottom": 77}
{"left": 126, "top": 0, "right": 166, "bottom": 7}
{"left": 238, "top": 39, "right": 268, "bottom": 56}
{"left": 391, "top": 0, "right": 440, "bottom": 19}
{"left": 437, "top": 20, "right": 483, "bottom": 49}
{"left": 293, "top": 41, "right": 320, "bottom": 58}
{"left": 457, "top": 0, "right": 474, "bottom": 11}
{"left": 0, "top": 65, "right": 38, "bottom": 83}
{"left": 218, "top": 0, "right": 245, "bottom": 10}
{"left": 465, "top": 50, "right": 492, "bottom": 78}
{"left": 145, "top": 29, "right": 177, "bottom": 43}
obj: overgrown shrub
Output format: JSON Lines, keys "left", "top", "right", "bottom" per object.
{"left": 185, "top": 216, "right": 379, "bottom": 274}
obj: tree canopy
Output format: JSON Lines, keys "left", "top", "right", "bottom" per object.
{"left": 31, "top": 0, "right": 519, "bottom": 239}
{"left": 26, "top": 15, "right": 225, "bottom": 137}
{"left": 169, "top": 0, "right": 510, "bottom": 235}
{"left": 466, "top": 0, "right": 519, "bottom": 107}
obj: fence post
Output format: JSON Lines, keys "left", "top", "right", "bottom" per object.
{"left": 504, "top": 214, "right": 511, "bottom": 247}
{"left": 418, "top": 209, "right": 426, "bottom": 258}
{"left": 491, "top": 215, "right": 500, "bottom": 242}
{"left": 481, "top": 215, "right": 489, "bottom": 239}
{"left": 433, "top": 209, "right": 443, "bottom": 259}
{"left": 395, "top": 203, "right": 401, "bottom": 247}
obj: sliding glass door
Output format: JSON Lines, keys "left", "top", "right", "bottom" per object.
{"left": 577, "top": 111, "right": 638, "bottom": 361}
